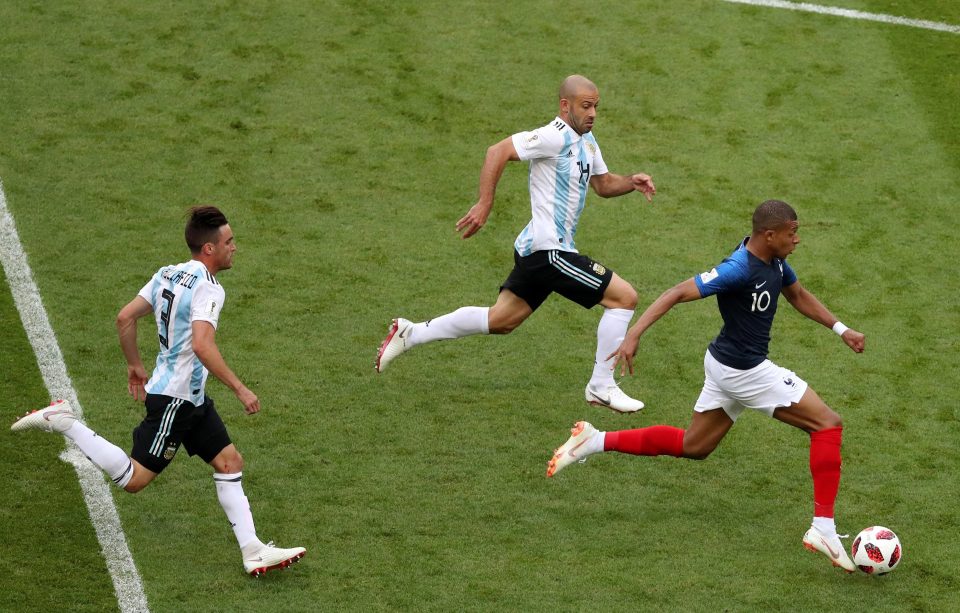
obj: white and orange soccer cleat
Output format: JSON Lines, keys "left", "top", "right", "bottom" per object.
{"left": 375, "top": 318, "right": 413, "bottom": 373}
{"left": 547, "top": 421, "right": 601, "bottom": 478}
{"left": 10, "top": 399, "right": 77, "bottom": 434}
{"left": 243, "top": 541, "right": 306, "bottom": 577}
{"left": 803, "top": 525, "right": 856, "bottom": 573}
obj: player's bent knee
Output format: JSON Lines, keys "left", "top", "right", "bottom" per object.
{"left": 489, "top": 320, "right": 520, "bottom": 335}
{"left": 212, "top": 448, "right": 244, "bottom": 473}
{"left": 817, "top": 411, "right": 843, "bottom": 430}
{"left": 681, "top": 440, "right": 716, "bottom": 460}
{"left": 124, "top": 479, "right": 149, "bottom": 494}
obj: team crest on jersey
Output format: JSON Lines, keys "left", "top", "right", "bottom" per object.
{"left": 163, "top": 443, "right": 179, "bottom": 460}
{"left": 586, "top": 142, "right": 596, "bottom": 155}
{"left": 592, "top": 262, "right": 606, "bottom": 275}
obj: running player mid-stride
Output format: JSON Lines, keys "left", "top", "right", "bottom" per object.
{"left": 547, "top": 200, "right": 864, "bottom": 573}
{"left": 12, "top": 206, "right": 305, "bottom": 577}
{"left": 377, "top": 75, "right": 656, "bottom": 413}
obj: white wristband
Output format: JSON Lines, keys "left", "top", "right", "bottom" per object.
{"left": 832, "top": 321, "right": 849, "bottom": 336}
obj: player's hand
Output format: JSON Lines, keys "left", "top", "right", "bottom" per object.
{"left": 126, "top": 365, "right": 149, "bottom": 401}
{"left": 841, "top": 329, "right": 865, "bottom": 353}
{"left": 456, "top": 202, "right": 492, "bottom": 239}
{"left": 237, "top": 387, "right": 260, "bottom": 414}
{"left": 631, "top": 173, "right": 656, "bottom": 202}
{"left": 607, "top": 335, "right": 640, "bottom": 376}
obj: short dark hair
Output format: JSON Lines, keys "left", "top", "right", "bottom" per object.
{"left": 752, "top": 199, "right": 797, "bottom": 233}
{"left": 185, "top": 206, "right": 228, "bottom": 254}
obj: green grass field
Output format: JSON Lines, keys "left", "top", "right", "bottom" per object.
{"left": 1, "top": 1, "right": 959, "bottom": 611}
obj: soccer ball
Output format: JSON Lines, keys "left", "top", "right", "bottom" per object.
{"left": 851, "top": 526, "right": 902, "bottom": 575}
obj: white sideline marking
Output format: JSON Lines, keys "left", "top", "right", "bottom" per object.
{"left": 721, "top": 0, "right": 960, "bottom": 34}
{"left": 0, "top": 179, "right": 149, "bottom": 613}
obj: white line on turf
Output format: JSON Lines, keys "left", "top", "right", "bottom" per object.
{"left": 0, "top": 179, "right": 149, "bottom": 613}
{"left": 721, "top": 0, "right": 960, "bottom": 34}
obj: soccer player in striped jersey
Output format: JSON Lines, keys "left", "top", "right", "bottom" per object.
{"left": 12, "top": 206, "right": 305, "bottom": 577}
{"left": 546, "top": 200, "right": 864, "bottom": 573}
{"left": 377, "top": 75, "right": 657, "bottom": 413}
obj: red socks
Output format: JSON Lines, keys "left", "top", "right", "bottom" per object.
{"left": 604, "top": 426, "right": 685, "bottom": 457}
{"left": 809, "top": 426, "right": 843, "bottom": 518}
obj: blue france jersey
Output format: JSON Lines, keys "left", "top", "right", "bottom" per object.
{"left": 137, "top": 260, "right": 225, "bottom": 405}
{"left": 693, "top": 238, "right": 797, "bottom": 369}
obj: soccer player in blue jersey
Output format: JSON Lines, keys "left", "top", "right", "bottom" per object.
{"left": 11, "top": 206, "right": 305, "bottom": 577}
{"left": 546, "top": 200, "right": 865, "bottom": 573}
{"left": 377, "top": 75, "right": 657, "bottom": 413}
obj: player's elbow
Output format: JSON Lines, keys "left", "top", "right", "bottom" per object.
{"left": 115, "top": 312, "right": 137, "bottom": 335}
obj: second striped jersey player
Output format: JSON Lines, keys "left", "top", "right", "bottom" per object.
{"left": 376, "top": 74, "right": 658, "bottom": 413}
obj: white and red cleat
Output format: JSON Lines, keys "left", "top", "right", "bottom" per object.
{"left": 10, "top": 399, "right": 77, "bottom": 434}
{"left": 375, "top": 318, "right": 412, "bottom": 373}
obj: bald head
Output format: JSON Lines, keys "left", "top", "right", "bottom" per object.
{"left": 558, "top": 75, "right": 598, "bottom": 100}
{"left": 558, "top": 75, "right": 600, "bottom": 135}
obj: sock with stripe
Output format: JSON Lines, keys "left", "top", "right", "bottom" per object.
{"left": 810, "top": 426, "right": 843, "bottom": 525}
{"left": 407, "top": 306, "right": 489, "bottom": 347}
{"left": 604, "top": 426, "right": 685, "bottom": 457}
{"left": 62, "top": 422, "right": 134, "bottom": 488}
{"left": 214, "top": 472, "right": 263, "bottom": 553}
{"left": 589, "top": 308, "right": 634, "bottom": 388}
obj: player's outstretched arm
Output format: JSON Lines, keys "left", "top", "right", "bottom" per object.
{"left": 116, "top": 296, "right": 153, "bottom": 401}
{"left": 590, "top": 172, "right": 656, "bottom": 201}
{"left": 608, "top": 278, "right": 702, "bottom": 375}
{"left": 782, "top": 281, "right": 865, "bottom": 353}
{"left": 192, "top": 321, "right": 261, "bottom": 414}
{"left": 456, "top": 137, "right": 520, "bottom": 239}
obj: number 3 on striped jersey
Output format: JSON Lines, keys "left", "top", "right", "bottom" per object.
{"left": 158, "top": 288, "right": 175, "bottom": 349}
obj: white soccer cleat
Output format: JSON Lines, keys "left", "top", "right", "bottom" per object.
{"left": 547, "top": 421, "right": 601, "bottom": 478}
{"left": 585, "top": 383, "right": 644, "bottom": 413}
{"left": 243, "top": 541, "right": 307, "bottom": 577}
{"left": 803, "top": 525, "right": 856, "bottom": 573}
{"left": 10, "top": 399, "right": 77, "bottom": 434}
{"left": 375, "top": 318, "right": 413, "bottom": 373}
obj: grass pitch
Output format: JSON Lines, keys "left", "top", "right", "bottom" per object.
{"left": 1, "top": 1, "right": 958, "bottom": 611}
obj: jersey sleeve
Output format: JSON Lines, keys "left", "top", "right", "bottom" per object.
{"left": 511, "top": 125, "right": 564, "bottom": 161}
{"left": 694, "top": 257, "right": 749, "bottom": 297}
{"left": 782, "top": 259, "right": 798, "bottom": 286}
{"left": 190, "top": 282, "right": 226, "bottom": 329}
{"left": 136, "top": 271, "right": 161, "bottom": 306}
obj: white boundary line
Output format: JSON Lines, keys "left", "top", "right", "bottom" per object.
{"left": 0, "top": 178, "right": 149, "bottom": 613}
{"left": 721, "top": 0, "right": 960, "bottom": 34}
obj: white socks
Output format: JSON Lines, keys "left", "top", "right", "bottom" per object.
{"left": 813, "top": 516, "right": 838, "bottom": 538}
{"left": 63, "top": 422, "right": 134, "bottom": 488}
{"left": 407, "top": 306, "right": 489, "bottom": 347}
{"left": 583, "top": 428, "right": 606, "bottom": 457}
{"left": 589, "top": 308, "right": 634, "bottom": 388}
{"left": 214, "top": 472, "right": 263, "bottom": 552}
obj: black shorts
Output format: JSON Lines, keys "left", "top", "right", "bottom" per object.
{"left": 500, "top": 249, "right": 614, "bottom": 311}
{"left": 131, "top": 394, "right": 232, "bottom": 474}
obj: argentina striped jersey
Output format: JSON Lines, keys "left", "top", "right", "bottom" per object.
{"left": 137, "top": 259, "right": 225, "bottom": 406}
{"left": 511, "top": 116, "right": 609, "bottom": 256}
